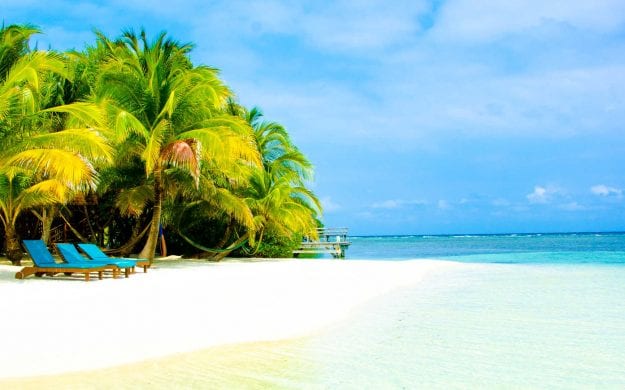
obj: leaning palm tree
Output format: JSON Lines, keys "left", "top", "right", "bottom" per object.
{"left": 162, "top": 162, "right": 256, "bottom": 257}
{"left": 234, "top": 166, "right": 321, "bottom": 258}
{"left": 94, "top": 29, "right": 260, "bottom": 262}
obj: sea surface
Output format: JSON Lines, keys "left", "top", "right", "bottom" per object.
{"left": 348, "top": 232, "right": 625, "bottom": 263}
{"left": 299, "top": 233, "right": 625, "bottom": 388}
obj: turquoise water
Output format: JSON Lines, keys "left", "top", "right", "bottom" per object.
{"left": 348, "top": 232, "right": 625, "bottom": 263}
{"left": 300, "top": 263, "right": 625, "bottom": 388}
{"left": 295, "top": 234, "right": 625, "bottom": 388}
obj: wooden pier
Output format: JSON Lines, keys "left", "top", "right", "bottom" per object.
{"left": 293, "top": 228, "right": 351, "bottom": 258}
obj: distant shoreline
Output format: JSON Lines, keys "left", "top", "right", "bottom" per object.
{"left": 350, "top": 230, "right": 625, "bottom": 238}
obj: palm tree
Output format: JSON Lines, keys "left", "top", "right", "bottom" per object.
{"left": 163, "top": 162, "right": 256, "bottom": 257}
{"left": 94, "top": 29, "right": 260, "bottom": 262}
{"left": 217, "top": 102, "right": 322, "bottom": 257}
{"left": 0, "top": 24, "right": 39, "bottom": 79}
{"left": 239, "top": 167, "right": 321, "bottom": 257}
{"left": 245, "top": 106, "right": 313, "bottom": 181}
{"left": 0, "top": 169, "right": 66, "bottom": 263}
{"left": 0, "top": 24, "right": 112, "bottom": 264}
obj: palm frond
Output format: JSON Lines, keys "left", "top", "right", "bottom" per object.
{"left": 113, "top": 109, "right": 150, "bottom": 141}
{"left": 43, "top": 102, "right": 106, "bottom": 128}
{"left": 5, "top": 148, "right": 98, "bottom": 189}
{"left": 115, "top": 184, "right": 153, "bottom": 216}
{"left": 161, "top": 139, "right": 200, "bottom": 182}
{"left": 12, "top": 179, "right": 67, "bottom": 223}
{"left": 212, "top": 188, "right": 255, "bottom": 230}
{"left": 10, "top": 128, "right": 113, "bottom": 164}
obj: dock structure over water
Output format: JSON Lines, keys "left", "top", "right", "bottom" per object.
{"left": 293, "top": 228, "right": 351, "bottom": 258}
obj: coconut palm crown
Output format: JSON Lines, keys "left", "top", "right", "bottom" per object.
{"left": 94, "top": 29, "right": 260, "bottom": 261}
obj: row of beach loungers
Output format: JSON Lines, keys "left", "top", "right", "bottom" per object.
{"left": 15, "top": 240, "right": 150, "bottom": 282}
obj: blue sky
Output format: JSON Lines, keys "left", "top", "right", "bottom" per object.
{"left": 3, "top": 1, "right": 625, "bottom": 235}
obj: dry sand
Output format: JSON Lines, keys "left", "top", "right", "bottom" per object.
{"left": 0, "top": 258, "right": 460, "bottom": 381}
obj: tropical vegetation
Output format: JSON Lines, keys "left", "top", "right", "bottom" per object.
{"left": 0, "top": 24, "right": 321, "bottom": 265}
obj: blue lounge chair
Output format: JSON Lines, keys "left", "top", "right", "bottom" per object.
{"left": 16, "top": 240, "right": 113, "bottom": 281}
{"left": 56, "top": 243, "right": 136, "bottom": 278}
{"left": 78, "top": 243, "right": 150, "bottom": 273}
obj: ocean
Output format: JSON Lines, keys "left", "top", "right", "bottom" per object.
{"left": 289, "top": 233, "right": 625, "bottom": 388}
{"left": 347, "top": 232, "right": 625, "bottom": 263}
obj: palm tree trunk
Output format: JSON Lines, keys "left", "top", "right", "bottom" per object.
{"left": 210, "top": 232, "right": 249, "bottom": 261}
{"left": 139, "top": 168, "right": 163, "bottom": 263}
{"left": 117, "top": 219, "right": 149, "bottom": 256}
{"left": 59, "top": 210, "right": 90, "bottom": 242}
{"left": 40, "top": 206, "right": 57, "bottom": 245}
{"left": 5, "top": 225, "right": 23, "bottom": 266}
{"left": 82, "top": 204, "right": 97, "bottom": 242}
{"left": 201, "top": 219, "right": 232, "bottom": 257}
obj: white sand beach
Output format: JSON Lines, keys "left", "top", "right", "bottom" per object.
{"left": 0, "top": 258, "right": 461, "bottom": 381}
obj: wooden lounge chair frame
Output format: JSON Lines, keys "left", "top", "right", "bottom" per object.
{"left": 15, "top": 265, "right": 110, "bottom": 281}
{"left": 16, "top": 240, "right": 117, "bottom": 282}
{"left": 78, "top": 243, "right": 150, "bottom": 273}
{"left": 56, "top": 243, "right": 134, "bottom": 279}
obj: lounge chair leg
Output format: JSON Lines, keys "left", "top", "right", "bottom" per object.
{"left": 98, "top": 271, "right": 103, "bottom": 280}
{"left": 16, "top": 267, "right": 33, "bottom": 279}
{"left": 125, "top": 268, "right": 130, "bottom": 278}
{"left": 85, "top": 272, "right": 90, "bottom": 282}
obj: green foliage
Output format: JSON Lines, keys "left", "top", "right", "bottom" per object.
{"left": 0, "top": 23, "right": 322, "bottom": 260}
{"left": 247, "top": 232, "right": 303, "bottom": 258}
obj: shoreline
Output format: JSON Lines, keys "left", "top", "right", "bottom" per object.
{"left": 0, "top": 258, "right": 464, "bottom": 382}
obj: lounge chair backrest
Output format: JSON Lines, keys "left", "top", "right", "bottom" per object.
{"left": 22, "top": 240, "right": 56, "bottom": 266}
{"left": 56, "top": 243, "right": 89, "bottom": 264}
{"left": 77, "top": 243, "right": 108, "bottom": 260}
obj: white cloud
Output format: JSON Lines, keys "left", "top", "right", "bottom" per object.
{"left": 372, "top": 63, "right": 625, "bottom": 139}
{"left": 371, "top": 199, "right": 427, "bottom": 209}
{"left": 192, "top": 1, "right": 429, "bottom": 53}
{"left": 560, "top": 201, "right": 586, "bottom": 211}
{"left": 371, "top": 200, "right": 402, "bottom": 209}
{"left": 432, "top": 0, "right": 625, "bottom": 42}
{"left": 591, "top": 184, "right": 623, "bottom": 197}
{"left": 437, "top": 199, "right": 450, "bottom": 210}
{"left": 320, "top": 196, "right": 341, "bottom": 212}
{"left": 526, "top": 186, "right": 559, "bottom": 204}
{"left": 492, "top": 198, "right": 511, "bottom": 207}
{"left": 299, "top": 1, "right": 427, "bottom": 51}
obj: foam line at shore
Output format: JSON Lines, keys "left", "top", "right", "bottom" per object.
{"left": 0, "top": 258, "right": 464, "bottom": 379}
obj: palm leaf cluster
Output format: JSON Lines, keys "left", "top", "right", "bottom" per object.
{"left": 0, "top": 24, "right": 321, "bottom": 265}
